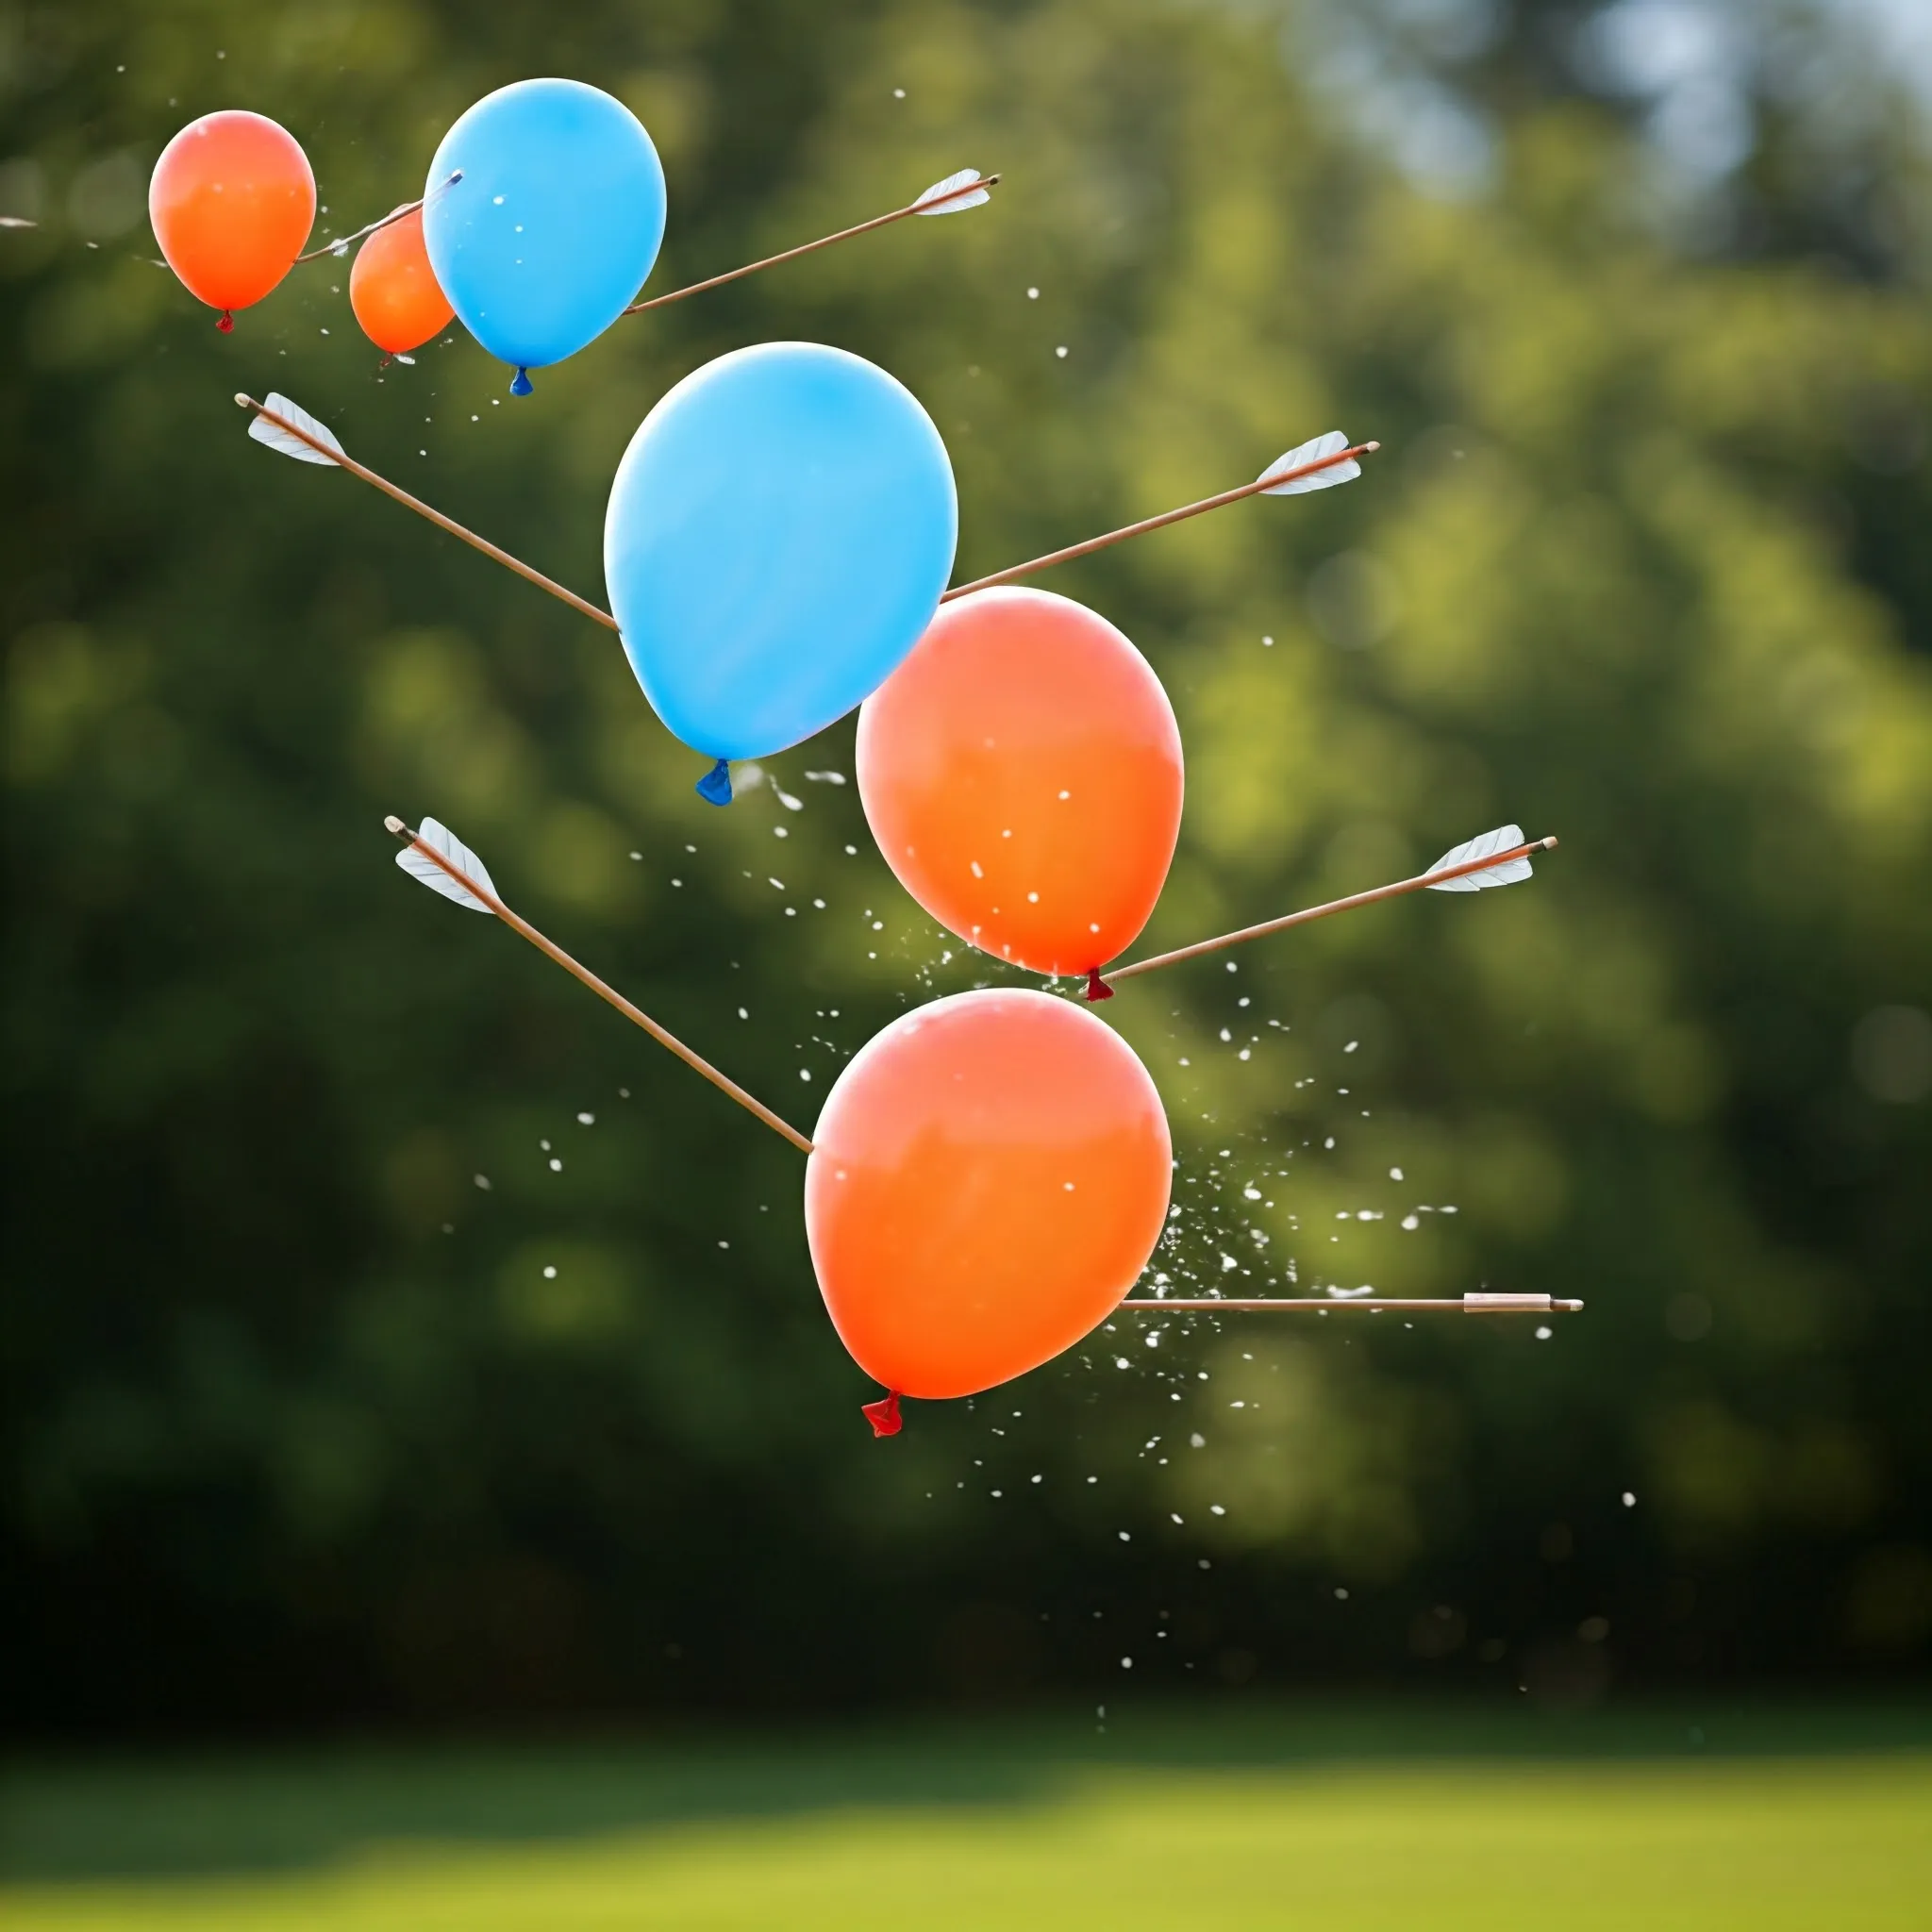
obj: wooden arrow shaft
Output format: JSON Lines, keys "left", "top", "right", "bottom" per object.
{"left": 1096, "top": 838, "right": 1557, "bottom": 992}
{"left": 386, "top": 818, "right": 814, "bottom": 1154}
{"left": 626, "top": 174, "right": 1001, "bottom": 314}
{"left": 239, "top": 396, "right": 618, "bottom": 630}
{"left": 941, "top": 441, "right": 1377, "bottom": 602}
{"left": 1119, "top": 1293, "right": 1582, "bottom": 1313}
{"left": 296, "top": 199, "right": 417, "bottom": 264}
{"left": 295, "top": 171, "right": 463, "bottom": 264}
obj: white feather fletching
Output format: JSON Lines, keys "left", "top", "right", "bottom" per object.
{"left": 1426, "top": 824, "right": 1533, "bottom": 892}
{"left": 248, "top": 392, "right": 344, "bottom": 467}
{"left": 396, "top": 818, "right": 498, "bottom": 913}
{"left": 913, "top": 168, "right": 991, "bottom": 215}
{"left": 1257, "top": 429, "right": 1360, "bottom": 495}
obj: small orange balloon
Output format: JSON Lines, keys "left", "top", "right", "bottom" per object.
{"left": 350, "top": 206, "right": 454, "bottom": 356}
{"left": 149, "top": 110, "right": 315, "bottom": 325}
{"left": 856, "top": 588, "right": 1183, "bottom": 982}
{"left": 806, "top": 989, "right": 1172, "bottom": 1416}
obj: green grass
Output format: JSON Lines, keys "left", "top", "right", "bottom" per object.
{"left": 6, "top": 1706, "right": 1930, "bottom": 1930}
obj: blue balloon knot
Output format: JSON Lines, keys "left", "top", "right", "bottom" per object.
{"left": 509, "top": 366, "right": 533, "bottom": 397}
{"left": 694, "top": 758, "right": 733, "bottom": 807}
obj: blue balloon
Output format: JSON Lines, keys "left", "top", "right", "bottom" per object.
{"left": 424, "top": 78, "right": 665, "bottom": 392}
{"left": 604, "top": 343, "right": 958, "bottom": 799}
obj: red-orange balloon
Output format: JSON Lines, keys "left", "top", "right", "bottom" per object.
{"left": 350, "top": 206, "right": 454, "bottom": 356}
{"left": 149, "top": 110, "right": 315, "bottom": 323}
{"left": 856, "top": 588, "right": 1183, "bottom": 979}
{"left": 806, "top": 989, "right": 1172, "bottom": 1411}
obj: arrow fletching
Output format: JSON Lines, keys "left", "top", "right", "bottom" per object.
{"left": 913, "top": 168, "right": 991, "bottom": 215}
{"left": 1257, "top": 429, "right": 1360, "bottom": 495}
{"left": 246, "top": 391, "right": 344, "bottom": 467}
{"left": 395, "top": 817, "right": 498, "bottom": 912}
{"left": 1426, "top": 824, "right": 1534, "bottom": 892}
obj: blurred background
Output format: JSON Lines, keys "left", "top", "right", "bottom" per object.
{"left": 3, "top": 0, "right": 1930, "bottom": 1921}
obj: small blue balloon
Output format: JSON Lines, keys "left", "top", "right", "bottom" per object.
{"left": 425, "top": 78, "right": 665, "bottom": 391}
{"left": 605, "top": 343, "right": 958, "bottom": 781}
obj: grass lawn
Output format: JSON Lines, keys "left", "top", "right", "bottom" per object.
{"left": 5, "top": 1704, "right": 1929, "bottom": 1930}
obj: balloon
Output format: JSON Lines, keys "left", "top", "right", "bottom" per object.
{"left": 806, "top": 989, "right": 1172, "bottom": 1415}
{"left": 424, "top": 78, "right": 665, "bottom": 392}
{"left": 857, "top": 588, "right": 1183, "bottom": 982}
{"left": 605, "top": 342, "right": 957, "bottom": 803}
{"left": 350, "top": 207, "right": 454, "bottom": 357}
{"left": 148, "top": 110, "right": 315, "bottom": 327}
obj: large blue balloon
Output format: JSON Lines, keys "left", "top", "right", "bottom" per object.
{"left": 425, "top": 78, "right": 665, "bottom": 393}
{"left": 605, "top": 343, "right": 958, "bottom": 801}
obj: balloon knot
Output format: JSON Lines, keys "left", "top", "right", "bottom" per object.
{"left": 509, "top": 366, "right": 533, "bottom": 396}
{"left": 694, "top": 758, "right": 733, "bottom": 807}
{"left": 1084, "top": 967, "right": 1114, "bottom": 1002}
{"left": 861, "top": 1391, "right": 903, "bottom": 1438}
{"left": 377, "top": 354, "right": 392, "bottom": 372}
{"left": 215, "top": 309, "right": 234, "bottom": 334}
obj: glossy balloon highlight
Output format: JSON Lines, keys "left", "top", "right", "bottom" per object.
{"left": 149, "top": 110, "right": 315, "bottom": 325}
{"left": 858, "top": 588, "right": 1183, "bottom": 977}
{"left": 425, "top": 78, "right": 665, "bottom": 390}
{"left": 805, "top": 989, "right": 1172, "bottom": 1403}
{"left": 605, "top": 342, "right": 957, "bottom": 789}
{"left": 350, "top": 207, "right": 454, "bottom": 357}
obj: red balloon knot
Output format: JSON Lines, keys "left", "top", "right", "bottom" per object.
{"left": 861, "top": 1391, "right": 903, "bottom": 1438}
{"left": 215, "top": 310, "right": 234, "bottom": 334}
{"left": 1084, "top": 968, "right": 1114, "bottom": 1002}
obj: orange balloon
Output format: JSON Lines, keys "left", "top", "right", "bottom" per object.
{"left": 350, "top": 206, "right": 454, "bottom": 356}
{"left": 149, "top": 110, "right": 315, "bottom": 325}
{"left": 806, "top": 989, "right": 1172, "bottom": 1422}
{"left": 856, "top": 588, "right": 1183, "bottom": 983}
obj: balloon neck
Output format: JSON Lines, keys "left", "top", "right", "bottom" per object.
{"left": 509, "top": 366, "right": 533, "bottom": 397}
{"left": 1084, "top": 968, "right": 1114, "bottom": 1002}
{"left": 215, "top": 309, "right": 234, "bottom": 334}
{"left": 694, "top": 758, "right": 733, "bottom": 808}
{"left": 377, "top": 354, "right": 392, "bottom": 372}
{"left": 861, "top": 1391, "right": 903, "bottom": 1438}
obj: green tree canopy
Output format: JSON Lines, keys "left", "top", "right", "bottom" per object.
{"left": 4, "top": 0, "right": 1929, "bottom": 1729}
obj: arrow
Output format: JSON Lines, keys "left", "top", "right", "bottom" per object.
{"left": 942, "top": 431, "right": 1377, "bottom": 602}
{"left": 1118, "top": 1293, "right": 1583, "bottom": 1313}
{"left": 237, "top": 392, "right": 618, "bottom": 629}
{"left": 626, "top": 167, "right": 1000, "bottom": 315}
{"left": 1088, "top": 828, "right": 1557, "bottom": 998}
{"left": 294, "top": 170, "right": 463, "bottom": 264}
{"left": 386, "top": 815, "right": 815, "bottom": 1154}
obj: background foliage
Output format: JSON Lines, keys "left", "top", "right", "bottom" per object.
{"left": 3, "top": 0, "right": 1930, "bottom": 1737}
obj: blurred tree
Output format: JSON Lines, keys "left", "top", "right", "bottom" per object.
{"left": 3, "top": 0, "right": 1929, "bottom": 1736}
